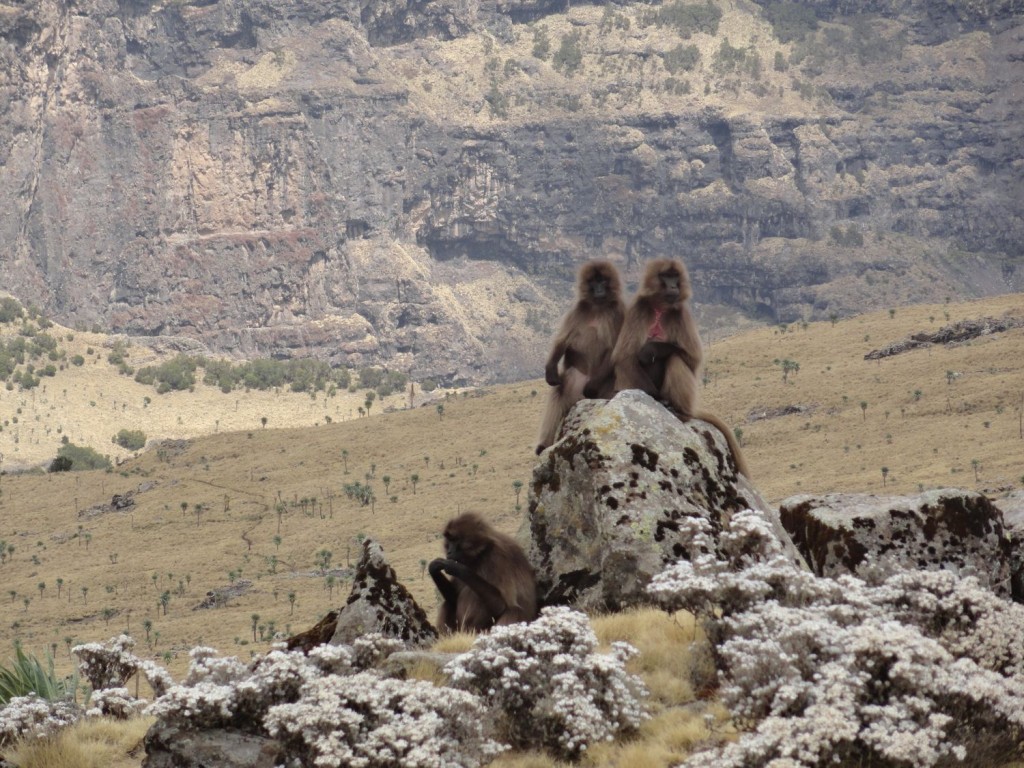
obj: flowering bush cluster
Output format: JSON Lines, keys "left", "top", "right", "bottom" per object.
{"left": 349, "top": 633, "right": 407, "bottom": 670}
{"left": 70, "top": 633, "right": 174, "bottom": 716}
{"left": 85, "top": 687, "right": 146, "bottom": 720}
{"left": 0, "top": 633, "right": 179, "bottom": 745}
{"left": 146, "top": 617, "right": 644, "bottom": 765}
{"left": 265, "top": 671, "right": 505, "bottom": 768}
{"left": 73, "top": 634, "right": 141, "bottom": 690}
{"left": 648, "top": 509, "right": 1024, "bottom": 767}
{"left": 2, "top": 616, "right": 648, "bottom": 763}
{"left": 146, "top": 640, "right": 504, "bottom": 767}
{"left": 0, "top": 695, "right": 80, "bottom": 746}
{"left": 445, "top": 606, "right": 649, "bottom": 759}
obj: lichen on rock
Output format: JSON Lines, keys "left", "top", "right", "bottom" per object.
{"left": 329, "top": 538, "right": 438, "bottom": 646}
{"left": 526, "top": 389, "right": 804, "bottom": 611}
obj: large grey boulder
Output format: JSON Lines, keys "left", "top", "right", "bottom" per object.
{"left": 143, "top": 722, "right": 283, "bottom": 768}
{"left": 329, "top": 539, "right": 438, "bottom": 646}
{"left": 525, "top": 390, "right": 805, "bottom": 611}
{"left": 999, "top": 490, "right": 1024, "bottom": 599}
{"left": 780, "top": 489, "right": 1021, "bottom": 601}
{"left": 999, "top": 489, "right": 1024, "bottom": 539}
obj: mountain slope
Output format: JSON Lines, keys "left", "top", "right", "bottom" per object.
{"left": 0, "top": 293, "right": 1021, "bottom": 685}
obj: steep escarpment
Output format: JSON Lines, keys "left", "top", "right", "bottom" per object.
{"left": 1, "top": 0, "right": 1021, "bottom": 383}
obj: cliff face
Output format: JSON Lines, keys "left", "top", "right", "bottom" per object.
{"left": 1, "top": 0, "right": 1022, "bottom": 383}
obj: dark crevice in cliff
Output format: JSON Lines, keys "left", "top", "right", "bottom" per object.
{"left": 218, "top": 11, "right": 257, "bottom": 50}
{"left": 419, "top": 234, "right": 539, "bottom": 275}
{"left": 705, "top": 119, "right": 738, "bottom": 192}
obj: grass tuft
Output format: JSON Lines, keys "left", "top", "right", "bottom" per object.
{"left": 1, "top": 716, "right": 152, "bottom": 768}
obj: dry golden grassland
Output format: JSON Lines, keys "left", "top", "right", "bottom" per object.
{"left": 1, "top": 716, "right": 151, "bottom": 768}
{"left": 1, "top": 293, "right": 1023, "bottom": 767}
{"left": 0, "top": 328, "right": 411, "bottom": 470}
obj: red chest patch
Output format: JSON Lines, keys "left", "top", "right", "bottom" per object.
{"left": 647, "top": 307, "right": 666, "bottom": 340}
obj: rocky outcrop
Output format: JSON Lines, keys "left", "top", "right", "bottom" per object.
{"left": 143, "top": 722, "right": 284, "bottom": 768}
{"left": 526, "top": 393, "right": 1023, "bottom": 610}
{"left": 865, "top": 315, "right": 1024, "bottom": 359}
{"left": 193, "top": 579, "right": 254, "bottom": 610}
{"left": 526, "top": 390, "right": 805, "bottom": 611}
{"left": 990, "top": 489, "right": 1024, "bottom": 599}
{"left": 862, "top": 338, "right": 932, "bottom": 360}
{"left": 78, "top": 489, "right": 138, "bottom": 519}
{"left": 285, "top": 610, "right": 339, "bottom": 653}
{"left": 1000, "top": 490, "right": 1024, "bottom": 536}
{"left": 779, "top": 490, "right": 1021, "bottom": 601}
{"left": 911, "top": 316, "right": 1024, "bottom": 345}
{"left": 1, "top": 0, "right": 1021, "bottom": 382}
{"left": 746, "top": 403, "right": 817, "bottom": 421}
{"left": 329, "top": 539, "right": 437, "bottom": 645}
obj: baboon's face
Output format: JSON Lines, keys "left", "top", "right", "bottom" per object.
{"left": 659, "top": 270, "right": 681, "bottom": 303}
{"left": 443, "top": 520, "right": 488, "bottom": 564}
{"left": 588, "top": 272, "right": 611, "bottom": 301}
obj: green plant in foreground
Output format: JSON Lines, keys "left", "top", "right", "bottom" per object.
{"left": 0, "top": 642, "right": 76, "bottom": 705}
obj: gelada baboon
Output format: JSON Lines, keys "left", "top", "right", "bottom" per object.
{"left": 429, "top": 512, "right": 538, "bottom": 633}
{"left": 611, "top": 258, "right": 751, "bottom": 478}
{"left": 536, "top": 260, "right": 625, "bottom": 454}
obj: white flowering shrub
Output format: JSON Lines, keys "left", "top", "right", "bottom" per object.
{"left": 445, "top": 606, "right": 649, "bottom": 759}
{"left": 876, "top": 569, "right": 1024, "bottom": 678}
{"left": 73, "top": 634, "right": 142, "bottom": 690}
{"left": 648, "top": 509, "right": 1024, "bottom": 767}
{"left": 181, "top": 645, "right": 250, "bottom": 686}
{"left": 0, "top": 695, "right": 80, "bottom": 746}
{"left": 145, "top": 635, "right": 505, "bottom": 767}
{"left": 144, "top": 647, "right": 288, "bottom": 729}
{"left": 305, "top": 642, "right": 357, "bottom": 675}
{"left": 351, "top": 633, "right": 406, "bottom": 670}
{"left": 137, "top": 658, "right": 175, "bottom": 697}
{"left": 265, "top": 670, "right": 506, "bottom": 768}
{"left": 85, "top": 687, "right": 146, "bottom": 719}
{"left": 71, "top": 633, "right": 174, "bottom": 703}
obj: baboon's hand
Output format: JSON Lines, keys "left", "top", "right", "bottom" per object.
{"left": 428, "top": 558, "right": 452, "bottom": 578}
{"left": 639, "top": 340, "right": 676, "bottom": 364}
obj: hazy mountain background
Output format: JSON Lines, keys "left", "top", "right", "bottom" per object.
{"left": 1, "top": 0, "right": 1022, "bottom": 385}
